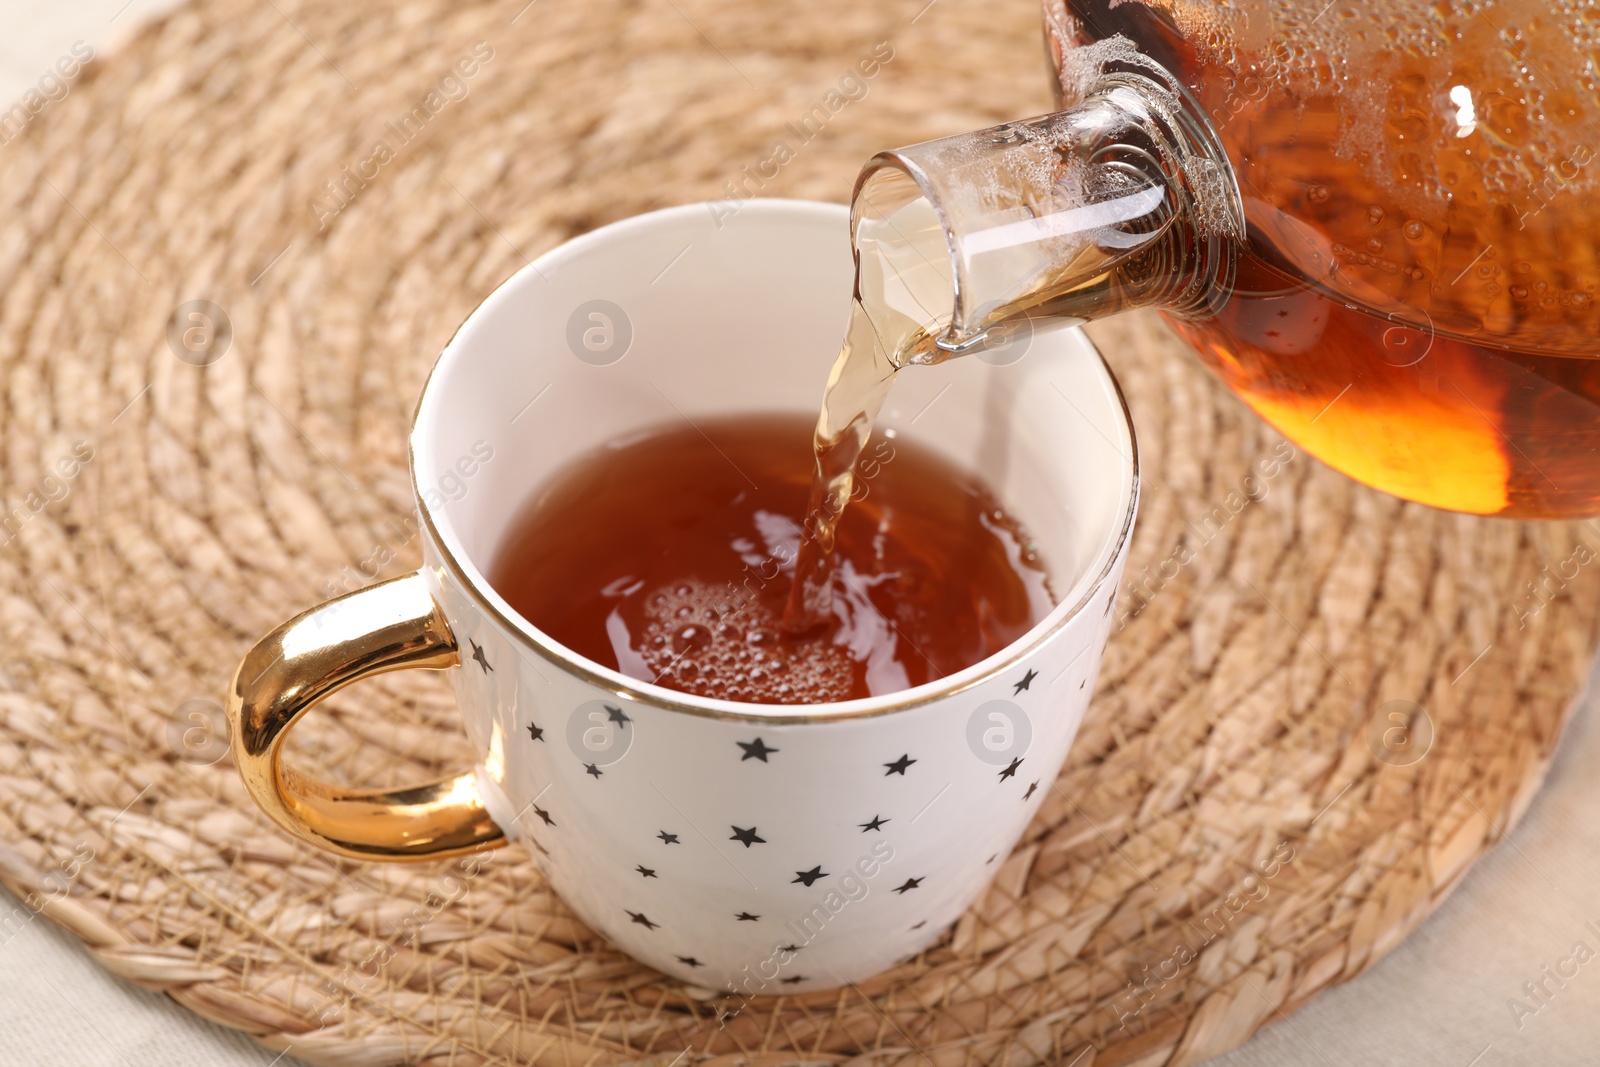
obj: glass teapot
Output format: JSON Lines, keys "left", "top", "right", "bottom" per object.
{"left": 855, "top": 0, "right": 1600, "bottom": 518}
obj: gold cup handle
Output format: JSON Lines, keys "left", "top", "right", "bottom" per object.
{"left": 228, "top": 571, "right": 507, "bottom": 860}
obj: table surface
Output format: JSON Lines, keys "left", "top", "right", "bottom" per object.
{"left": 3, "top": 4, "right": 1599, "bottom": 1065}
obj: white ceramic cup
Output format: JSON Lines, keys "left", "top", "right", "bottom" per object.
{"left": 229, "top": 199, "right": 1138, "bottom": 995}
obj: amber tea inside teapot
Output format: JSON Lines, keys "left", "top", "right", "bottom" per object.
{"left": 831, "top": 0, "right": 1600, "bottom": 519}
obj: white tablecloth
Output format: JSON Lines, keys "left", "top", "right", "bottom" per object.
{"left": 2, "top": 4, "right": 1598, "bottom": 1064}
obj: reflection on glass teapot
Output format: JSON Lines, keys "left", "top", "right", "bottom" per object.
{"left": 852, "top": 0, "right": 1600, "bottom": 518}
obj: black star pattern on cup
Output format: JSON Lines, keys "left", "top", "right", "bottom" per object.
{"left": 1079, "top": 679, "right": 1086, "bottom": 689}
{"left": 658, "top": 830, "right": 680, "bottom": 844}
{"left": 884, "top": 754, "right": 916, "bottom": 776}
{"left": 530, "top": 837, "right": 550, "bottom": 857}
{"left": 778, "top": 943, "right": 803, "bottom": 953}
{"left": 737, "top": 737, "right": 778, "bottom": 762}
{"left": 892, "top": 877, "right": 923, "bottom": 894}
{"left": 986, "top": 853, "right": 998, "bottom": 864}
{"left": 677, "top": 955, "right": 703, "bottom": 968}
{"left": 735, "top": 912, "right": 760, "bottom": 922}
{"left": 636, "top": 865, "right": 657, "bottom": 878}
{"left": 533, "top": 804, "right": 555, "bottom": 827}
{"left": 730, "top": 825, "right": 766, "bottom": 847}
{"left": 859, "top": 815, "right": 888, "bottom": 832}
{"left": 780, "top": 975, "right": 806, "bottom": 985}
{"left": 1023, "top": 781, "right": 1038, "bottom": 800}
{"left": 999, "top": 757, "right": 1023, "bottom": 781}
{"left": 606, "top": 704, "right": 630, "bottom": 728}
{"left": 1012, "top": 668, "right": 1037, "bottom": 694}
{"left": 627, "top": 910, "right": 659, "bottom": 930}
{"left": 527, "top": 721, "right": 544, "bottom": 742}
{"left": 910, "top": 920, "right": 927, "bottom": 930}
{"left": 585, "top": 763, "right": 603, "bottom": 779}
{"left": 469, "top": 639, "right": 493, "bottom": 674}
{"left": 792, "top": 866, "right": 827, "bottom": 887}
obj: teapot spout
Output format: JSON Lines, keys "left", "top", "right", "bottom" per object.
{"left": 852, "top": 41, "right": 1244, "bottom": 361}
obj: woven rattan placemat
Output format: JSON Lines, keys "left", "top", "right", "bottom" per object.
{"left": 1, "top": 1, "right": 1597, "bottom": 1064}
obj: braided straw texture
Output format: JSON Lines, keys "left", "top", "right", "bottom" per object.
{"left": 0, "top": 0, "right": 1595, "bottom": 1064}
